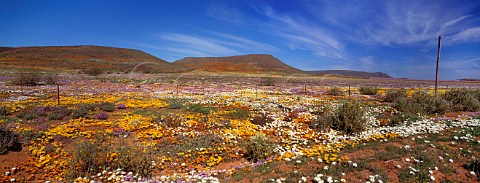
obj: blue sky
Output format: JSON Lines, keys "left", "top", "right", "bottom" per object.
{"left": 1, "top": 0, "right": 480, "bottom": 79}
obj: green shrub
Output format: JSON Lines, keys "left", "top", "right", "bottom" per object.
{"left": 156, "top": 134, "right": 224, "bottom": 161}
{"left": 261, "top": 77, "right": 275, "bottom": 86}
{"left": 78, "top": 103, "right": 97, "bottom": 111}
{"left": 359, "top": 86, "right": 379, "bottom": 95}
{"left": 43, "top": 74, "right": 58, "bottom": 85}
{"left": 383, "top": 88, "right": 407, "bottom": 102}
{"left": 167, "top": 98, "right": 186, "bottom": 109}
{"left": 72, "top": 107, "right": 89, "bottom": 119}
{"left": 156, "top": 113, "right": 182, "bottom": 127}
{"left": 99, "top": 102, "right": 115, "bottom": 112}
{"left": 110, "top": 141, "right": 154, "bottom": 178}
{"left": 389, "top": 112, "right": 422, "bottom": 126}
{"left": 47, "top": 106, "right": 72, "bottom": 120}
{"left": 443, "top": 89, "right": 480, "bottom": 112}
{"left": 65, "top": 138, "right": 107, "bottom": 180}
{"left": 464, "top": 160, "right": 480, "bottom": 178}
{"left": 309, "top": 117, "right": 332, "bottom": 132}
{"left": 12, "top": 72, "right": 41, "bottom": 86}
{"left": 0, "top": 124, "right": 22, "bottom": 155}
{"left": 328, "top": 100, "right": 367, "bottom": 134}
{"left": 328, "top": 87, "right": 343, "bottom": 96}
{"left": 251, "top": 113, "right": 274, "bottom": 126}
{"left": 0, "top": 106, "right": 10, "bottom": 116}
{"left": 244, "top": 133, "right": 276, "bottom": 162}
{"left": 186, "top": 103, "right": 211, "bottom": 114}
{"left": 227, "top": 107, "right": 251, "bottom": 120}
{"left": 394, "top": 91, "right": 450, "bottom": 115}
{"left": 16, "top": 110, "right": 38, "bottom": 121}
{"left": 82, "top": 68, "right": 103, "bottom": 76}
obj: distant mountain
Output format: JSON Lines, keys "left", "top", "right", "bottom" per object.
{"left": 0, "top": 46, "right": 191, "bottom": 73}
{"left": 174, "top": 54, "right": 302, "bottom": 74}
{"left": 306, "top": 70, "right": 392, "bottom": 78}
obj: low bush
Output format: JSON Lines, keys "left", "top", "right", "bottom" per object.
{"left": 328, "top": 87, "right": 343, "bottom": 96}
{"left": 0, "top": 124, "right": 22, "bottom": 155}
{"left": 464, "top": 160, "right": 480, "bottom": 179}
{"left": 309, "top": 117, "right": 332, "bottom": 132}
{"left": 227, "top": 107, "right": 251, "bottom": 120}
{"left": 156, "top": 113, "right": 182, "bottom": 127}
{"left": 47, "top": 106, "right": 72, "bottom": 120}
{"left": 383, "top": 88, "right": 407, "bottom": 102}
{"left": 359, "top": 86, "right": 379, "bottom": 95}
{"left": 327, "top": 100, "right": 367, "bottom": 134}
{"left": 167, "top": 99, "right": 186, "bottom": 109}
{"left": 43, "top": 74, "right": 58, "bottom": 85}
{"left": 65, "top": 138, "right": 107, "bottom": 180}
{"left": 394, "top": 91, "right": 450, "bottom": 115}
{"left": 99, "top": 102, "right": 115, "bottom": 112}
{"left": 12, "top": 72, "right": 41, "bottom": 86}
{"left": 261, "top": 77, "right": 275, "bottom": 86}
{"left": 78, "top": 103, "right": 96, "bottom": 111}
{"left": 0, "top": 106, "right": 10, "bottom": 116}
{"left": 443, "top": 89, "right": 480, "bottom": 112}
{"left": 82, "top": 68, "right": 103, "bottom": 76}
{"left": 244, "top": 133, "right": 276, "bottom": 162}
{"left": 389, "top": 112, "right": 422, "bottom": 126}
{"left": 156, "top": 134, "right": 223, "bottom": 161}
{"left": 186, "top": 103, "right": 211, "bottom": 114}
{"left": 72, "top": 107, "right": 89, "bottom": 119}
{"left": 16, "top": 110, "right": 38, "bottom": 121}
{"left": 251, "top": 113, "right": 274, "bottom": 126}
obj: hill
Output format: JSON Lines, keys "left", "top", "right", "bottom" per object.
{"left": 174, "top": 54, "right": 302, "bottom": 74}
{"left": 0, "top": 46, "right": 191, "bottom": 73}
{"left": 306, "top": 70, "right": 392, "bottom": 78}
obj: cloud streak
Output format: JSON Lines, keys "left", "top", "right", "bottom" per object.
{"left": 304, "top": 0, "right": 480, "bottom": 47}
{"left": 258, "top": 6, "right": 346, "bottom": 59}
{"left": 149, "top": 32, "right": 279, "bottom": 58}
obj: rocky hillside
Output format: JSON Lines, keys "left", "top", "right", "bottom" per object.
{"left": 0, "top": 46, "right": 191, "bottom": 73}
{"left": 306, "top": 70, "right": 392, "bottom": 78}
{"left": 174, "top": 54, "right": 302, "bottom": 74}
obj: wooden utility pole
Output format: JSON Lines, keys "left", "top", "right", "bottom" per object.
{"left": 57, "top": 84, "right": 60, "bottom": 106}
{"left": 434, "top": 36, "right": 442, "bottom": 96}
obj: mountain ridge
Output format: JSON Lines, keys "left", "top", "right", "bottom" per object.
{"left": 174, "top": 54, "right": 303, "bottom": 74}
{"left": 0, "top": 45, "right": 191, "bottom": 73}
{"left": 306, "top": 70, "right": 392, "bottom": 78}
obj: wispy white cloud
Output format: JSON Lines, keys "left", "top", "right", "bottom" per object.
{"left": 258, "top": 6, "right": 346, "bottom": 59}
{"left": 206, "top": 2, "right": 245, "bottom": 25}
{"left": 303, "top": 0, "right": 480, "bottom": 47}
{"left": 154, "top": 33, "right": 239, "bottom": 56}
{"left": 446, "top": 26, "right": 480, "bottom": 44}
{"left": 144, "top": 32, "right": 279, "bottom": 58}
{"left": 211, "top": 32, "right": 280, "bottom": 52}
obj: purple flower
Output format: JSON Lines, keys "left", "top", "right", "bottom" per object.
{"left": 117, "top": 103, "right": 126, "bottom": 109}
{"left": 95, "top": 112, "right": 108, "bottom": 120}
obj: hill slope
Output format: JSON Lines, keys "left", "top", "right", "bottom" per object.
{"left": 0, "top": 46, "right": 191, "bottom": 73}
{"left": 306, "top": 70, "right": 392, "bottom": 78}
{"left": 174, "top": 54, "right": 302, "bottom": 74}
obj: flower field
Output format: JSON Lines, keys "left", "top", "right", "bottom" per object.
{"left": 1, "top": 72, "right": 480, "bottom": 182}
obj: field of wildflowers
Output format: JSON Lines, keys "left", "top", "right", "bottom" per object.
{"left": 0, "top": 72, "right": 480, "bottom": 182}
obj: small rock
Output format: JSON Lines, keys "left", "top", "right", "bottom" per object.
{"left": 405, "top": 158, "right": 410, "bottom": 162}
{"left": 430, "top": 176, "right": 435, "bottom": 181}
